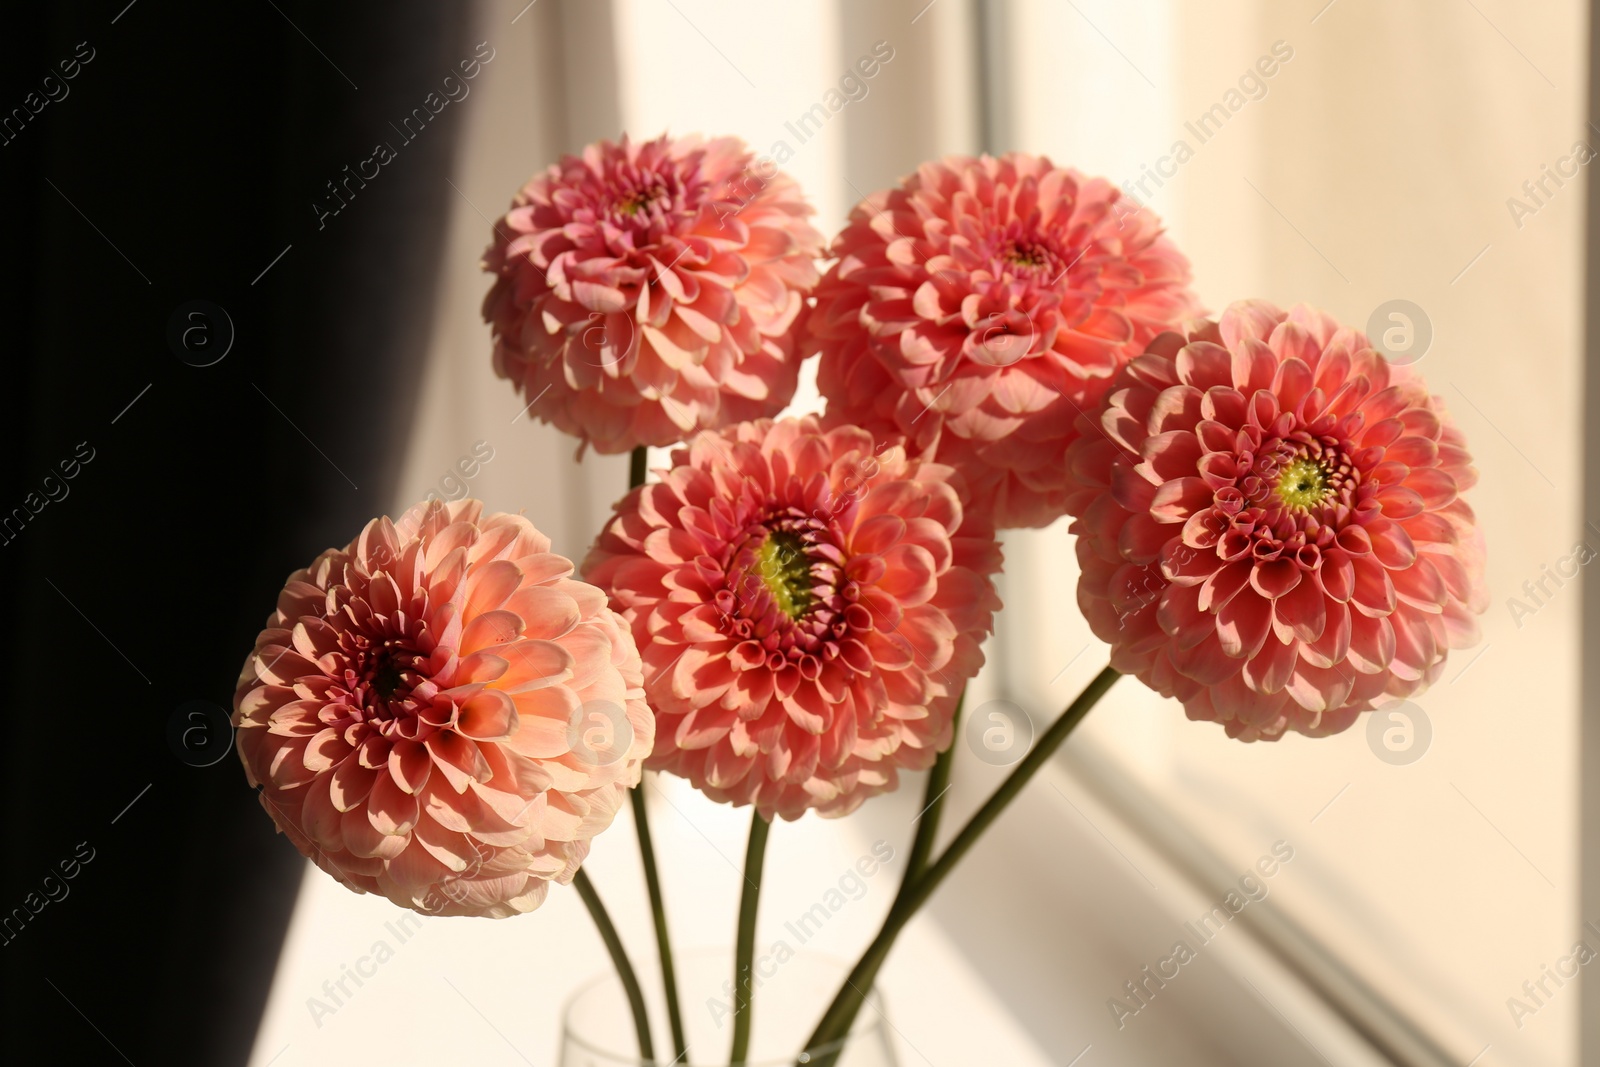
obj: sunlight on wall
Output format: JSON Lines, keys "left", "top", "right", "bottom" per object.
{"left": 998, "top": 2, "right": 1583, "bottom": 1064}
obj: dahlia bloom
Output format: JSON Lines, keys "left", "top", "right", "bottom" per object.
{"left": 810, "top": 153, "right": 1201, "bottom": 529}
{"left": 583, "top": 417, "right": 1002, "bottom": 820}
{"left": 484, "top": 133, "right": 824, "bottom": 453}
{"left": 232, "top": 499, "right": 653, "bottom": 917}
{"left": 1065, "top": 301, "right": 1487, "bottom": 741}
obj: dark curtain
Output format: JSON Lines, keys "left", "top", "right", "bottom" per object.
{"left": 0, "top": 3, "right": 473, "bottom": 1064}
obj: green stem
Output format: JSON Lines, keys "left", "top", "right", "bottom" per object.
{"left": 900, "top": 690, "right": 964, "bottom": 887}
{"left": 802, "top": 667, "right": 1121, "bottom": 1062}
{"left": 573, "top": 869, "right": 655, "bottom": 1064}
{"left": 630, "top": 788, "right": 689, "bottom": 1065}
{"left": 730, "top": 812, "right": 772, "bottom": 1065}
{"left": 622, "top": 444, "right": 689, "bottom": 1063}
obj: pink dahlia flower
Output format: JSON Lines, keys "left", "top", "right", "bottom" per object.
{"left": 1066, "top": 301, "right": 1487, "bottom": 741}
{"left": 233, "top": 499, "right": 653, "bottom": 917}
{"left": 583, "top": 416, "right": 1002, "bottom": 820}
{"left": 810, "top": 153, "right": 1201, "bottom": 530}
{"left": 483, "top": 133, "right": 824, "bottom": 453}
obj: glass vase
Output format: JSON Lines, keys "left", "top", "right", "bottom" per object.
{"left": 559, "top": 948, "right": 898, "bottom": 1066}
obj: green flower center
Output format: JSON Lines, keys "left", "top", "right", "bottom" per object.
{"left": 756, "top": 531, "right": 813, "bottom": 619}
{"left": 1276, "top": 457, "right": 1332, "bottom": 509}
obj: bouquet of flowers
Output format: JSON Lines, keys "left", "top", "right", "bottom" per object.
{"left": 230, "top": 133, "right": 1486, "bottom": 1065}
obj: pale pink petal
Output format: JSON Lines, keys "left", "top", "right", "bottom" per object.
{"left": 232, "top": 498, "right": 653, "bottom": 918}
{"left": 811, "top": 152, "right": 1201, "bottom": 529}
{"left": 1063, "top": 300, "right": 1485, "bottom": 743}
{"left": 581, "top": 415, "right": 1000, "bottom": 821}
{"left": 484, "top": 134, "right": 824, "bottom": 453}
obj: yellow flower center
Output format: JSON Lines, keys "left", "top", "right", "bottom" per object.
{"left": 1004, "top": 241, "right": 1049, "bottom": 269}
{"left": 756, "top": 531, "right": 813, "bottom": 619}
{"left": 1276, "top": 457, "right": 1333, "bottom": 510}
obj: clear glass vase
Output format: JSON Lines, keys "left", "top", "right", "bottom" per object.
{"left": 559, "top": 948, "right": 898, "bottom": 1067}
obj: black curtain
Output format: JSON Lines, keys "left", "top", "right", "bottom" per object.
{"left": 1, "top": 3, "right": 473, "bottom": 1063}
